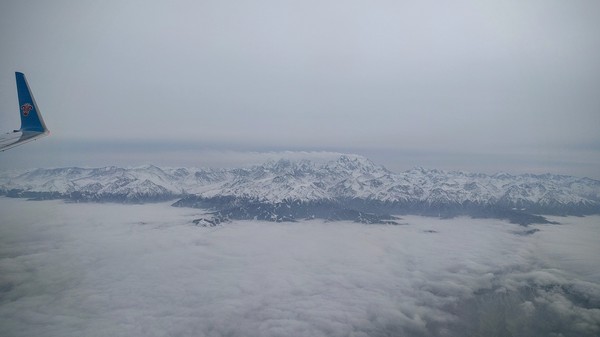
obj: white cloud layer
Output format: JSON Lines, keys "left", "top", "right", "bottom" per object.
{"left": 0, "top": 198, "right": 599, "bottom": 336}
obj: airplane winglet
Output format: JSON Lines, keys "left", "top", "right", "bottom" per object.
{"left": 16, "top": 72, "right": 48, "bottom": 133}
{"left": 0, "top": 72, "right": 49, "bottom": 151}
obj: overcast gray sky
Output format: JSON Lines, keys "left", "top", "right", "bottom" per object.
{"left": 1, "top": 0, "right": 599, "bottom": 177}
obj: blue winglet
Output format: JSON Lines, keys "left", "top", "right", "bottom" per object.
{"left": 16, "top": 72, "right": 47, "bottom": 133}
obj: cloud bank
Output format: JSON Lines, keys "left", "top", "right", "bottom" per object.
{"left": 0, "top": 198, "right": 599, "bottom": 336}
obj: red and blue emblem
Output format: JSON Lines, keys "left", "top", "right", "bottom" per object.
{"left": 20, "top": 103, "right": 33, "bottom": 117}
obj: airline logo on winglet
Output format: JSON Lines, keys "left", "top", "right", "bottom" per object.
{"left": 20, "top": 103, "right": 33, "bottom": 117}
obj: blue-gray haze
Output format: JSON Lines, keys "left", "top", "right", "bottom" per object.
{"left": 0, "top": 0, "right": 599, "bottom": 178}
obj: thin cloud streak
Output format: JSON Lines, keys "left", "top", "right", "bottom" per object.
{"left": 1, "top": 139, "right": 599, "bottom": 179}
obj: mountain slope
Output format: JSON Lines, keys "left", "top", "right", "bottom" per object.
{"left": 2, "top": 155, "right": 599, "bottom": 224}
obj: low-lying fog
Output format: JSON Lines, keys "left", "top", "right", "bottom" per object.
{"left": 0, "top": 197, "right": 599, "bottom": 337}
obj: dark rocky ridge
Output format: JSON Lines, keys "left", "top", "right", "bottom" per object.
{"left": 1, "top": 155, "right": 599, "bottom": 224}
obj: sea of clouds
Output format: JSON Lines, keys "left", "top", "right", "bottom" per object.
{"left": 0, "top": 197, "right": 599, "bottom": 337}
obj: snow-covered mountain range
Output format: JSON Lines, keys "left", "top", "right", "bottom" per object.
{"left": 2, "top": 155, "right": 599, "bottom": 224}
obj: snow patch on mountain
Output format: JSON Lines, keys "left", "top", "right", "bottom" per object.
{"left": 1, "top": 154, "right": 599, "bottom": 223}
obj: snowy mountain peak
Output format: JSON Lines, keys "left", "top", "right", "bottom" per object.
{"left": 260, "top": 158, "right": 316, "bottom": 175}
{"left": 1, "top": 154, "right": 600, "bottom": 223}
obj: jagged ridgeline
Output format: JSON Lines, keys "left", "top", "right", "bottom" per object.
{"left": 1, "top": 155, "right": 599, "bottom": 224}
